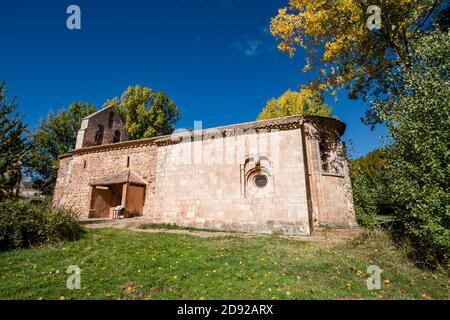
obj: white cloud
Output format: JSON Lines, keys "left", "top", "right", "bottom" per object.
{"left": 244, "top": 39, "right": 262, "bottom": 57}
{"left": 231, "top": 37, "right": 263, "bottom": 57}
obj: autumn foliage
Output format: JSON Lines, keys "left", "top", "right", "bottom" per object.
{"left": 270, "top": 0, "right": 441, "bottom": 101}
{"left": 257, "top": 88, "right": 333, "bottom": 120}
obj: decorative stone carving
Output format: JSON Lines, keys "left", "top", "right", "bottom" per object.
{"left": 242, "top": 154, "right": 273, "bottom": 198}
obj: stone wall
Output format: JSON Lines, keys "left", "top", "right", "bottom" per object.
{"left": 53, "top": 142, "right": 157, "bottom": 216}
{"left": 53, "top": 115, "right": 357, "bottom": 235}
{"left": 152, "top": 128, "right": 310, "bottom": 235}
{"left": 304, "top": 120, "right": 357, "bottom": 229}
{"left": 75, "top": 106, "right": 128, "bottom": 149}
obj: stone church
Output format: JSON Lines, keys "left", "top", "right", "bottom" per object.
{"left": 53, "top": 105, "right": 357, "bottom": 235}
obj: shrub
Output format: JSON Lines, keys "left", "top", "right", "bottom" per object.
{"left": 350, "top": 167, "right": 378, "bottom": 228}
{"left": 376, "top": 30, "right": 450, "bottom": 268}
{"left": 0, "top": 200, "right": 86, "bottom": 250}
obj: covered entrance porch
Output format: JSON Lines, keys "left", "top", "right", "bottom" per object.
{"left": 88, "top": 170, "right": 146, "bottom": 219}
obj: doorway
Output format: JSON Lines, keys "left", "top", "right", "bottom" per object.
{"left": 88, "top": 183, "right": 145, "bottom": 218}
{"left": 88, "top": 185, "right": 123, "bottom": 218}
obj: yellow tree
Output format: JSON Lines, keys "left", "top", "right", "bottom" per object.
{"left": 270, "top": 0, "right": 442, "bottom": 109}
{"left": 257, "top": 87, "right": 333, "bottom": 120}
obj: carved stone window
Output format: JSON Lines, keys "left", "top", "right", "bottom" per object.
{"left": 318, "top": 136, "right": 344, "bottom": 176}
{"left": 319, "top": 140, "right": 329, "bottom": 172}
{"left": 113, "top": 130, "right": 121, "bottom": 143}
{"left": 108, "top": 111, "right": 114, "bottom": 128}
{"left": 241, "top": 154, "right": 273, "bottom": 197}
{"left": 94, "top": 125, "right": 104, "bottom": 145}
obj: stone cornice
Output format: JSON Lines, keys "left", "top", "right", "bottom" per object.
{"left": 59, "top": 115, "right": 345, "bottom": 158}
{"left": 59, "top": 138, "right": 157, "bottom": 159}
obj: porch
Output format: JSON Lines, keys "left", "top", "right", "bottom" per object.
{"left": 88, "top": 170, "right": 146, "bottom": 219}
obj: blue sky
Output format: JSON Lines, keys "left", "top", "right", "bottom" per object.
{"left": 0, "top": 0, "right": 387, "bottom": 157}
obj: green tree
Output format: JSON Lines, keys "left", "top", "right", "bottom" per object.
{"left": 109, "top": 85, "right": 181, "bottom": 140}
{"left": 0, "top": 82, "right": 28, "bottom": 200}
{"left": 349, "top": 161, "right": 379, "bottom": 227}
{"left": 351, "top": 149, "right": 386, "bottom": 176}
{"left": 349, "top": 148, "right": 393, "bottom": 226}
{"left": 257, "top": 88, "right": 333, "bottom": 120}
{"left": 379, "top": 30, "right": 450, "bottom": 266}
{"left": 29, "top": 102, "right": 95, "bottom": 195}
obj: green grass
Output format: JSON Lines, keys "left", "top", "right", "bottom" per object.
{"left": 375, "top": 215, "right": 396, "bottom": 223}
{"left": 140, "top": 223, "right": 229, "bottom": 233}
{"left": 0, "top": 228, "right": 447, "bottom": 300}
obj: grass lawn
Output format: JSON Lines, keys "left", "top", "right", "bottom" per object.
{"left": 0, "top": 228, "right": 447, "bottom": 300}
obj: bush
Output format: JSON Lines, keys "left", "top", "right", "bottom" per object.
{"left": 376, "top": 30, "right": 450, "bottom": 268}
{"left": 350, "top": 167, "right": 378, "bottom": 228}
{"left": 0, "top": 200, "right": 86, "bottom": 250}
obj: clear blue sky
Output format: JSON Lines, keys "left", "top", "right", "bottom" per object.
{"left": 0, "top": 0, "right": 387, "bottom": 157}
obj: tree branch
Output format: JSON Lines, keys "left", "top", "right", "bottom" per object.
{"left": 414, "top": 0, "right": 441, "bottom": 32}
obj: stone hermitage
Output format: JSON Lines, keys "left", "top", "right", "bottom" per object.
{"left": 53, "top": 105, "right": 357, "bottom": 235}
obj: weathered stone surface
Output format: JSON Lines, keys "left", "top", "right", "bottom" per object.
{"left": 53, "top": 115, "right": 357, "bottom": 235}
{"left": 75, "top": 105, "right": 128, "bottom": 149}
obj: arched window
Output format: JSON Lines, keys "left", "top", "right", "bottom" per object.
{"left": 319, "top": 140, "right": 329, "bottom": 172}
{"left": 242, "top": 154, "right": 273, "bottom": 197}
{"left": 107, "top": 111, "right": 114, "bottom": 128}
{"left": 113, "top": 130, "right": 121, "bottom": 143}
{"left": 94, "top": 125, "right": 104, "bottom": 145}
